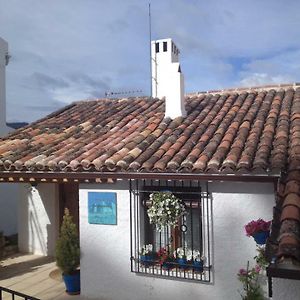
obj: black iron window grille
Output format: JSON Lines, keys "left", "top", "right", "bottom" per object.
{"left": 129, "top": 179, "right": 212, "bottom": 282}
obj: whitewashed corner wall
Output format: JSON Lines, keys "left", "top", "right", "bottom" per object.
{"left": 0, "top": 37, "right": 18, "bottom": 236}
{"left": 78, "top": 180, "right": 299, "bottom": 300}
{"left": 18, "top": 183, "right": 59, "bottom": 256}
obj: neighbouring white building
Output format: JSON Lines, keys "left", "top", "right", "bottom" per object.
{"left": 0, "top": 37, "right": 19, "bottom": 236}
{"left": 0, "top": 38, "right": 299, "bottom": 300}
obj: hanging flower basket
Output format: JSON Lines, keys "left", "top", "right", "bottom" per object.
{"left": 244, "top": 219, "right": 271, "bottom": 245}
{"left": 253, "top": 231, "right": 269, "bottom": 245}
{"left": 147, "top": 191, "right": 186, "bottom": 231}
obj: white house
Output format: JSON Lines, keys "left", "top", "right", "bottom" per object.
{"left": 0, "top": 37, "right": 19, "bottom": 237}
{"left": 0, "top": 39, "right": 299, "bottom": 300}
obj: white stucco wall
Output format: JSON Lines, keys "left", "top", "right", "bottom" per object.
{"left": 273, "top": 278, "right": 300, "bottom": 300}
{"left": 0, "top": 37, "right": 8, "bottom": 132}
{"left": 0, "top": 37, "right": 19, "bottom": 237}
{"left": 79, "top": 180, "right": 290, "bottom": 300}
{"left": 18, "top": 183, "right": 59, "bottom": 256}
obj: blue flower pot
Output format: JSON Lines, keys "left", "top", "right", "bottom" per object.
{"left": 63, "top": 270, "right": 80, "bottom": 295}
{"left": 193, "top": 260, "right": 203, "bottom": 272}
{"left": 177, "top": 258, "right": 188, "bottom": 269}
{"left": 162, "top": 260, "right": 174, "bottom": 270}
{"left": 140, "top": 255, "right": 154, "bottom": 266}
{"left": 253, "top": 231, "right": 269, "bottom": 245}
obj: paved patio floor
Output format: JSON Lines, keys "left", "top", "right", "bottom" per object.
{"left": 0, "top": 253, "right": 82, "bottom": 300}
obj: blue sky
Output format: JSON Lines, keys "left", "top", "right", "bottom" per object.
{"left": 1, "top": 0, "right": 300, "bottom": 122}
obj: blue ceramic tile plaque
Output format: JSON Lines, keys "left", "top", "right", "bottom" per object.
{"left": 88, "top": 192, "right": 117, "bottom": 225}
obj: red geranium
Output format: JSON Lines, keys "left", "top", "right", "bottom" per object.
{"left": 244, "top": 218, "right": 271, "bottom": 237}
{"left": 157, "top": 247, "right": 175, "bottom": 265}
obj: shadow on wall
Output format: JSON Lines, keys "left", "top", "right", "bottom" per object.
{"left": 29, "top": 188, "right": 47, "bottom": 255}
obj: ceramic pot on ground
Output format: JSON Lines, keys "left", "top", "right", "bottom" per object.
{"left": 62, "top": 270, "right": 80, "bottom": 295}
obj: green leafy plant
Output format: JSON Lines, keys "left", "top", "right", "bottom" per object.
{"left": 55, "top": 208, "right": 80, "bottom": 275}
{"left": 254, "top": 246, "right": 268, "bottom": 270}
{"left": 237, "top": 261, "right": 264, "bottom": 300}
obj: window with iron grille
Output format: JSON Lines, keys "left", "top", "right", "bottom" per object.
{"left": 129, "top": 179, "right": 212, "bottom": 282}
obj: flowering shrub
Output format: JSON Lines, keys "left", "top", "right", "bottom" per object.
{"left": 237, "top": 262, "right": 264, "bottom": 300}
{"left": 140, "top": 244, "right": 153, "bottom": 256}
{"left": 147, "top": 192, "right": 186, "bottom": 231}
{"left": 244, "top": 219, "right": 271, "bottom": 237}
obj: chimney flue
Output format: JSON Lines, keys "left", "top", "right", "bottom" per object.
{"left": 151, "top": 38, "right": 186, "bottom": 119}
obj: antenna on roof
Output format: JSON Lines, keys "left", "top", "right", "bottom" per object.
{"left": 105, "top": 90, "right": 143, "bottom": 98}
{"left": 149, "top": 2, "right": 152, "bottom": 98}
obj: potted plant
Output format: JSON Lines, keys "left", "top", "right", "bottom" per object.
{"left": 140, "top": 244, "right": 156, "bottom": 266}
{"left": 157, "top": 246, "right": 176, "bottom": 270}
{"left": 190, "top": 250, "right": 204, "bottom": 272}
{"left": 244, "top": 218, "right": 271, "bottom": 245}
{"left": 173, "top": 247, "right": 204, "bottom": 271}
{"left": 55, "top": 208, "right": 80, "bottom": 295}
{"left": 174, "top": 247, "right": 191, "bottom": 269}
{"left": 147, "top": 191, "right": 186, "bottom": 231}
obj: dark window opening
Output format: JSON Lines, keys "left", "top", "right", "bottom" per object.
{"left": 155, "top": 42, "right": 159, "bottom": 53}
{"left": 129, "top": 179, "right": 212, "bottom": 282}
{"left": 163, "top": 42, "right": 167, "bottom": 52}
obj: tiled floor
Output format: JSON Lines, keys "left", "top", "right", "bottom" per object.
{"left": 0, "top": 254, "right": 81, "bottom": 300}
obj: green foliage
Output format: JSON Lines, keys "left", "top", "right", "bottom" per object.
{"left": 237, "top": 261, "right": 264, "bottom": 300}
{"left": 254, "top": 246, "right": 268, "bottom": 270}
{"left": 55, "top": 208, "right": 80, "bottom": 275}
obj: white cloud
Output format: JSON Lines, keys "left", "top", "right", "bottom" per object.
{"left": 1, "top": 0, "right": 300, "bottom": 121}
{"left": 238, "top": 49, "right": 300, "bottom": 87}
{"left": 240, "top": 73, "right": 293, "bottom": 87}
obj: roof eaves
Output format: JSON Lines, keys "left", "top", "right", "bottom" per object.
{"left": 0, "top": 170, "right": 281, "bottom": 183}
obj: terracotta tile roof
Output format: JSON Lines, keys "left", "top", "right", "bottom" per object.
{"left": 267, "top": 173, "right": 300, "bottom": 268}
{"left": 1, "top": 83, "right": 300, "bottom": 269}
{"left": 0, "top": 86, "right": 299, "bottom": 175}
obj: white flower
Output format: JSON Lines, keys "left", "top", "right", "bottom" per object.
{"left": 140, "top": 244, "right": 153, "bottom": 255}
{"left": 147, "top": 192, "right": 186, "bottom": 231}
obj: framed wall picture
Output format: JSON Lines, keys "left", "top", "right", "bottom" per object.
{"left": 88, "top": 192, "right": 117, "bottom": 225}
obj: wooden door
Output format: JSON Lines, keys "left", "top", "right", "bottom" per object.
{"left": 59, "top": 183, "right": 79, "bottom": 233}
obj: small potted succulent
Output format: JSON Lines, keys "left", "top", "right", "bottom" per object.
{"left": 245, "top": 219, "right": 271, "bottom": 245}
{"left": 147, "top": 191, "right": 186, "bottom": 232}
{"left": 55, "top": 208, "right": 80, "bottom": 295}
{"left": 140, "top": 244, "right": 156, "bottom": 266}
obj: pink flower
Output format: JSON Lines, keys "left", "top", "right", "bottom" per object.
{"left": 239, "top": 268, "right": 248, "bottom": 276}
{"left": 244, "top": 219, "right": 271, "bottom": 237}
{"left": 255, "top": 265, "right": 261, "bottom": 273}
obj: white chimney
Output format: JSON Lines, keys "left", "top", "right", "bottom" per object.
{"left": 151, "top": 38, "right": 186, "bottom": 119}
{"left": 0, "top": 37, "right": 9, "bottom": 131}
